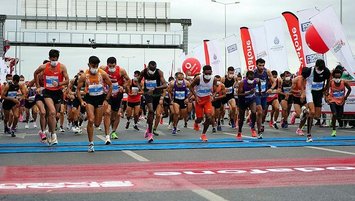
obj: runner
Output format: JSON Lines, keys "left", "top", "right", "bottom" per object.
{"left": 102, "top": 57, "right": 130, "bottom": 140}
{"left": 168, "top": 72, "right": 190, "bottom": 135}
{"left": 265, "top": 70, "right": 281, "bottom": 129}
{"left": 1, "top": 75, "right": 27, "bottom": 137}
{"left": 326, "top": 68, "right": 351, "bottom": 137}
{"left": 68, "top": 70, "right": 85, "bottom": 133}
{"left": 254, "top": 58, "right": 276, "bottom": 139}
{"left": 76, "top": 56, "right": 113, "bottom": 152}
{"left": 221, "top": 67, "right": 237, "bottom": 129}
{"left": 34, "top": 49, "right": 69, "bottom": 145}
{"left": 24, "top": 81, "right": 38, "bottom": 129}
{"left": 189, "top": 65, "right": 218, "bottom": 142}
{"left": 236, "top": 71, "right": 260, "bottom": 138}
{"left": 137, "top": 61, "right": 167, "bottom": 143}
{"left": 279, "top": 71, "right": 293, "bottom": 128}
{"left": 125, "top": 70, "right": 143, "bottom": 131}
{"left": 211, "top": 75, "right": 226, "bottom": 132}
{"left": 290, "top": 73, "right": 308, "bottom": 136}
{"left": 302, "top": 59, "right": 331, "bottom": 142}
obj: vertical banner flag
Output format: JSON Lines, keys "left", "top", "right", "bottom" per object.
{"left": 310, "top": 6, "right": 355, "bottom": 78}
{"left": 0, "top": 57, "right": 10, "bottom": 83}
{"left": 240, "top": 27, "right": 256, "bottom": 72}
{"left": 205, "top": 40, "right": 223, "bottom": 76}
{"left": 297, "top": 8, "right": 324, "bottom": 67}
{"left": 225, "top": 35, "right": 242, "bottom": 75}
{"left": 264, "top": 17, "right": 289, "bottom": 73}
{"left": 249, "top": 26, "right": 270, "bottom": 64}
{"left": 282, "top": 11, "right": 306, "bottom": 74}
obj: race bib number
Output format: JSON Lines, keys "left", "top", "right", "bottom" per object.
{"left": 175, "top": 91, "right": 186, "bottom": 100}
{"left": 7, "top": 91, "right": 17, "bottom": 98}
{"left": 112, "top": 83, "right": 119, "bottom": 94}
{"left": 131, "top": 87, "right": 139, "bottom": 95}
{"left": 145, "top": 80, "right": 157, "bottom": 90}
{"left": 256, "top": 80, "right": 267, "bottom": 92}
{"left": 46, "top": 76, "right": 59, "bottom": 88}
{"left": 283, "top": 87, "right": 291, "bottom": 93}
{"left": 333, "top": 91, "right": 344, "bottom": 98}
{"left": 28, "top": 95, "right": 36, "bottom": 102}
{"left": 312, "top": 81, "right": 323, "bottom": 91}
{"left": 226, "top": 87, "right": 233, "bottom": 94}
{"left": 88, "top": 84, "right": 104, "bottom": 96}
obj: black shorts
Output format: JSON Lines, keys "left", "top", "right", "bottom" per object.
{"left": 238, "top": 99, "right": 256, "bottom": 111}
{"left": 140, "top": 96, "right": 146, "bottom": 109}
{"left": 212, "top": 99, "right": 223, "bottom": 109}
{"left": 164, "top": 97, "right": 171, "bottom": 107}
{"left": 293, "top": 96, "right": 306, "bottom": 106}
{"left": 43, "top": 89, "right": 63, "bottom": 105}
{"left": 24, "top": 100, "right": 36, "bottom": 109}
{"left": 84, "top": 94, "right": 105, "bottom": 108}
{"left": 223, "top": 94, "right": 234, "bottom": 104}
{"left": 2, "top": 100, "right": 16, "bottom": 110}
{"left": 128, "top": 101, "right": 140, "bottom": 108}
{"left": 35, "top": 94, "right": 44, "bottom": 103}
{"left": 329, "top": 103, "right": 344, "bottom": 119}
{"left": 109, "top": 93, "right": 123, "bottom": 111}
{"left": 72, "top": 98, "right": 81, "bottom": 109}
{"left": 279, "top": 94, "right": 293, "bottom": 105}
{"left": 311, "top": 91, "right": 323, "bottom": 107}
{"left": 144, "top": 94, "right": 161, "bottom": 111}
{"left": 173, "top": 99, "right": 187, "bottom": 109}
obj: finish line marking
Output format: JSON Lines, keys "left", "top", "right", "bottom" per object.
{"left": 306, "top": 146, "right": 355, "bottom": 155}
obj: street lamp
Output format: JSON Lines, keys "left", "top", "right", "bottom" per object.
{"left": 211, "top": 0, "right": 240, "bottom": 73}
{"left": 121, "top": 56, "right": 135, "bottom": 76}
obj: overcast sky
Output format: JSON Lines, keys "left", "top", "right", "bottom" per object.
{"left": 1, "top": 0, "right": 354, "bottom": 79}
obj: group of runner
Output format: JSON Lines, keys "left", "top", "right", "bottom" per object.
{"left": 0, "top": 49, "right": 352, "bottom": 152}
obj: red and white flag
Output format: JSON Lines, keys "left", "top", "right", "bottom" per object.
{"left": 310, "top": 6, "right": 355, "bottom": 78}
{"left": 240, "top": 27, "right": 256, "bottom": 72}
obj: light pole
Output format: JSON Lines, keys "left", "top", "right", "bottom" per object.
{"left": 121, "top": 56, "right": 135, "bottom": 76}
{"left": 340, "top": 0, "right": 343, "bottom": 23}
{"left": 211, "top": 0, "right": 240, "bottom": 73}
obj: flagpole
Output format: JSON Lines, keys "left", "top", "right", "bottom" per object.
{"left": 211, "top": 0, "right": 240, "bottom": 73}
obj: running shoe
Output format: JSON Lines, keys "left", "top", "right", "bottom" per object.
{"left": 25, "top": 123, "right": 29, "bottom": 129}
{"left": 194, "top": 123, "right": 200, "bottom": 131}
{"left": 296, "top": 128, "right": 304, "bottom": 136}
{"left": 184, "top": 122, "right": 188, "bottom": 128}
{"left": 51, "top": 133, "right": 58, "bottom": 145}
{"left": 269, "top": 121, "right": 274, "bottom": 128}
{"left": 236, "top": 132, "right": 242, "bottom": 139}
{"left": 200, "top": 134, "right": 208, "bottom": 142}
{"left": 39, "top": 130, "right": 47, "bottom": 142}
{"left": 172, "top": 127, "right": 177, "bottom": 135}
{"left": 133, "top": 124, "right": 139, "bottom": 131}
{"left": 257, "top": 132, "right": 263, "bottom": 139}
{"left": 88, "top": 143, "right": 95, "bottom": 153}
{"left": 273, "top": 122, "right": 279, "bottom": 130}
{"left": 105, "top": 135, "right": 111, "bottom": 145}
{"left": 153, "top": 129, "right": 159, "bottom": 136}
{"left": 59, "top": 127, "right": 65, "bottom": 132}
{"left": 217, "top": 125, "right": 222, "bottom": 131}
{"left": 290, "top": 112, "right": 296, "bottom": 125}
{"left": 306, "top": 135, "right": 313, "bottom": 142}
{"left": 10, "top": 130, "right": 16, "bottom": 138}
{"left": 111, "top": 131, "right": 118, "bottom": 139}
{"left": 125, "top": 121, "right": 130, "bottom": 129}
{"left": 331, "top": 130, "right": 337, "bottom": 137}
{"left": 251, "top": 128, "right": 257, "bottom": 137}
{"left": 147, "top": 133, "right": 154, "bottom": 143}
{"left": 212, "top": 127, "right": 217, "bottom": 133}
{"left": 33, "top": 123, "right": 37, "bottom": 128}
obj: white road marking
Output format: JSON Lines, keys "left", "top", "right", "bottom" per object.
{"left": 122, "top": 150, "right": 150, "bottom": 162}
{"left": 306, "top": 146, "right": 355, "bottom": 155}
{"left": 191, "top": 189, "right": 230, "bottom": 201}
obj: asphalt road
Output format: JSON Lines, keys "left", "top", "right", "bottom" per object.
{"left": 0, "top": 116, "right": 354, "bottom": 201}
